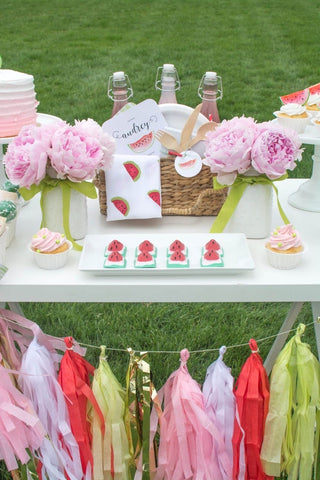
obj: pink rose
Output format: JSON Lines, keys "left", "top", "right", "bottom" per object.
{"left": 4, "top": 125, "right": 50, "bottom": 188}
{"left": 251, "top": 123, "right": 303, "bottom": 179}
{"left": 204, "top": 116, "right": 257, "bottom": 184}
{"left": 48, "top": 124, "right": 105, "bottom": 182}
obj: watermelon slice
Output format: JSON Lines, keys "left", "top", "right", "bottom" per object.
{"left": 179, "top": 158, "right": 197, "bottom": 168}
{"left": 169, "top": 239, "right": 185, "bottom": 252}
{"left": 147, "top": 189, "right": 161, "bottom": 206}
{"left": 170, "top": 251, "right": 186, "bottom": 262}
{"left": 205, "top": 239, "right": 221, "bottom": 251}
{"left": 137, "top": 251, "right": 153, "bottom": 262}
{"left": 139, "top": 240, "right": 154, "bottom": 252}
{"left": 108, "top": 251, "right": 123, "bottom": 262}
{"left": 128, "top": 132, "right": 154, "bottom": 153}
{"left": 280, "top": 88, "right": 309, "bottom": 105}
{"left": 107, "top": 239, "right": 124, "bottom": 252}
{"left": 309, "top": 83, "right": 320, "bottom": 95}
{"left": 123, "top": 161, "right": 141, "bottom": 181}
{"left": 111, "top": 197, "right": 129, "bottom": 216}
{"left": 204, "top": 249, "right": 220, "bottom": 261}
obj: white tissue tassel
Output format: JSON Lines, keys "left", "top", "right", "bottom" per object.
{"left": 18, "top": 337, "right": 84, "bottom": 480}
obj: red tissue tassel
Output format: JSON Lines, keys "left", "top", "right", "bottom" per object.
{"left": 58, "top": 336, "right": 105, "bottom": 478}
{"left": 232, "top": 339, "right": 273, "bottom": 480}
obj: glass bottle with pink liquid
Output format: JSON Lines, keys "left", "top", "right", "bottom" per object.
{"left": 198, "top": 71, "right": 223, "bottom": 123}
{"left": 155, "top": 63, "right": 180, "bottom": 104}
{"left": 108, "top": 71, "right": 133, "bottom": 117}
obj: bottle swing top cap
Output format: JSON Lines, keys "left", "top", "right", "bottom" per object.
{"left": 162, "top": 63, "right": 175, "bottom": 73}
{"left": 205, "top": 71, "right": 217, "bottom": 79}
{"left": 198, "top": 71, "right": 223, "bottom": 101}
{"left": 108, "top": 71, "right": 133, "bottom": 101}
{"left": 155, "top": 64, "right": 180, "bottom": 91}
{"left": 113, "top": 71, "right": 126, "bottom": 81}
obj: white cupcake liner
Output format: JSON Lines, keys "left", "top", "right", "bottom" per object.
{"left": 273, "top": 111, "right": 311, "bottom": 134}
{"left": 265, "top": 244, "right": 306, "bottom": 270}
{"left": 5, "top": 217, "right": 17, "bottom": 248}
{"left": 0, "top": 227, "right": 8, "bottom": 264}
{"left": 29, "top": 240, "right": 72, "bottom": 270}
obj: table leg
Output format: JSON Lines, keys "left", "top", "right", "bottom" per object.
{"left": 0, "top": 302, "right": 24, "bottom": 316}
{"left": 312, "top": 302, "right": 320, "bottom": 358}
{"left": 263, "top": 302, "right": 304, "bottom": 374}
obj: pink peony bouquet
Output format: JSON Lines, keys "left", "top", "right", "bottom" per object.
{"left": 5, "top": 119, "right": 115, "bottom": 189}
{"left": 204, "top": 116, "right": 303, "bottom": 185}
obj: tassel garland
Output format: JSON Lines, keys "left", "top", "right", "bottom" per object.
{"left": 0, "top": 307, "right": 319, "bottom": 480}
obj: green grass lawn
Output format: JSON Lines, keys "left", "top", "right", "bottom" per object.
{"left": 1, "top": 0, "right": 320, "bottom": 477}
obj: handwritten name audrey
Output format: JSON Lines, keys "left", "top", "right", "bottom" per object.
{"left": 113, "top": 115, "right": 157, "bottom": 140}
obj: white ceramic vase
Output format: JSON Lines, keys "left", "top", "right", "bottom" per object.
{"left": 42, "top": 185, "right": 87, "bottom": 240}
{"left": 224, "top": 172, "right": 273, "bottom": 239}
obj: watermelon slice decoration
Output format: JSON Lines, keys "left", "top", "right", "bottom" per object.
{"left": 139, "top": 240, "right": 154, "bottom": 252}
{"left": 147, "top": 189, "right": 161, "bottom": 206}
{"left": 128, "top": 131, "right": 154, "bottom": 153}
{"left": 309, "top": 83, "right": 320, "bottom": 95}
{"left": 280, "top": 88, "right": 309, "bottom": 105}
{"left": 137, "top": 251, "right": 153, "bottom": 262}
{"left": 179, "top": 158, "right": 197, "bottom": 168}
{"left": 108, "top": 251, "right": 123, "bottom": 262}
{"left": 108, "top": 239, "right": 124, "bottom": 252}
{"left": 204, "top": 249, "right": 220, "bottom": 261}
{"left": 111, "top": 197, "right": 129, "bottom": 216}
{"left": 170, "top": 251, "right": 186, "bottom": 262}
{"left": 205, "top": 239, "right": 221, "bottom": 251}
{"left": 169, "top": 239, "right": 185, "bottom": 252}
{"left": 123, "top": 160, "right": 141, "bottom": 182}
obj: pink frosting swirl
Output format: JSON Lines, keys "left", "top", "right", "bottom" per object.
{"left": 268, "top": 224, "right": 302, "bottom": 251}
{"left": 31, "top": 227, "right": 66, "bottom": 253}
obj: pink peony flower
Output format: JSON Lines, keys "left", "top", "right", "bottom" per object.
{"left": 5, "top": 125, "right": 50, "bottom": 188}
{"left": 204, "top": 116, "right": 257, "bottom": 184}
{"left": 74, "top": 118, "right": 115, "bottom": 169}
{"left": 251, "top": 123, "right": 303, "bottom": 179}
{"left": 48, "top": 122, "right": 114, "bottom": 182}
{"left": 4, "top": 118, "right": 115, "bottom": 188}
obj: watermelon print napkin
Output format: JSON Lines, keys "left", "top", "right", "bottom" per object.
{"left": 105, "top": 154, "right": 162, "bottom": 221}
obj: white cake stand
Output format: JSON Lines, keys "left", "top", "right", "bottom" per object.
{"left": 288, "top": 124, "right": 320, "bottom": 212}
{"left": 0, "top": 113, "right": 62, "bottom": 186}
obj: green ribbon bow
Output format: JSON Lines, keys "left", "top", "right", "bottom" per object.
{"left": 210, "top": 173, "right": 290, "bottom": 233}
{"left": 19, "top": 176, "right": 97, "bottom": 251}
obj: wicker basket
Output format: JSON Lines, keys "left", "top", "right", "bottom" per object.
{"left": 94, "top": 155, "right": 228, "bottom": 216}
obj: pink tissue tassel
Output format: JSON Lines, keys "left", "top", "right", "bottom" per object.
{"left": 155, "top": 348, "right": 230, "bottom": 480}
{"left": 0, "top": 353, "right": 45, "bottom": 472}
{"left": 202, "top": 346, "right": 245, "bottom": 480}
{"left": 18, "top": 337, "right": 85, "bottom": 480}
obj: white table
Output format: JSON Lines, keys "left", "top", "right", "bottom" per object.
{"left": 1, "top": 179, "right": 320, "bottom": 373}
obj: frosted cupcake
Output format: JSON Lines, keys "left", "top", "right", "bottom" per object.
{"left": 265, "top": 224, "right": 305, "bottom": 269}
{"left": 29, "top": 227, "right": 72, "bottom": 269}
{"left": 274, "top": 103, "right": 310, "bottom": 133}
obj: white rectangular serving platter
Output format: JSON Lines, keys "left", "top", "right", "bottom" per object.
{"left": 78, "top": 233, "right": 255, "bottom": 275}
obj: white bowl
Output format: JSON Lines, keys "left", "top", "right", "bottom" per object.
{"left": 273, "top": 111, "right": 311, "bottom": 134}
{"left": 265, "top": 244, "right": 306, "bottom": 269}
{"left": 29, "top": 240, "right": 72, "bottom": 269}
